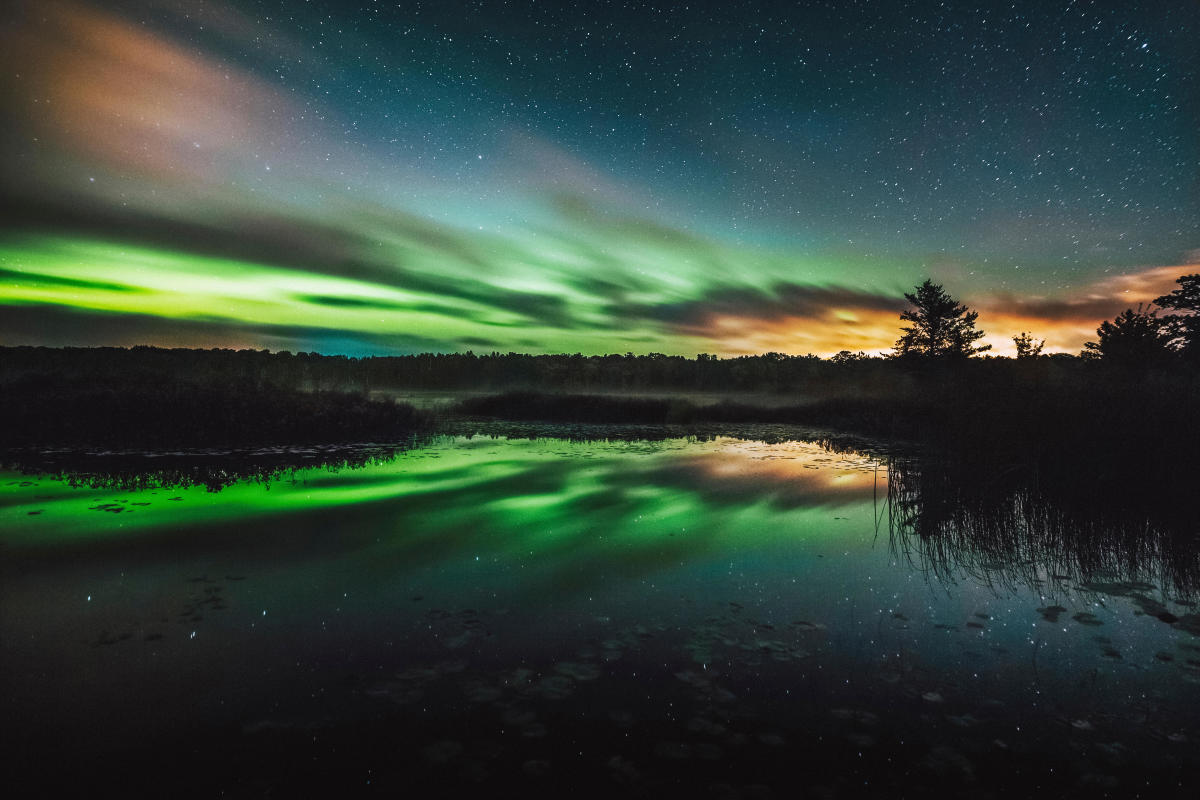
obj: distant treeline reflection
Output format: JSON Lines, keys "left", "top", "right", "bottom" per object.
{"left": 1, "top": 442, "right": 424, "bottom": 492}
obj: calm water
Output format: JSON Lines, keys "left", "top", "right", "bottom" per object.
{"left": 2, "top": 432, "right": 1199, "bottom": 796}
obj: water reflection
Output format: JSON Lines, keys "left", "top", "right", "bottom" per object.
{"left": 884, "top": 454, "right": 1200, "bottom": 600}
{"left": 5, "top": 432, "right": 1198, "bottom": 601}
{"left": 632, "top": 438, "right": 884, "bottom": 510}
{"left": 3, "top": 431, "right": 1200, "bottom": 796}
{"left": 6, "top": 432, "right": 1198, "bottom": 599}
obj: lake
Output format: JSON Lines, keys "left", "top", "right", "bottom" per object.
{"left": 3, "top": 430, "right": 1198, "bottom": 796}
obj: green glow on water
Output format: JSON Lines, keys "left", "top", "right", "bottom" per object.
{"left": 0, "top": 438, "right": 884, "bottom": 565}
{"left": 5, "top": 431, "right": 1198, "bottom": 782}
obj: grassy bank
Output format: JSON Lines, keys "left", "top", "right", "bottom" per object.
{"left": 0, "top": 376, "right": 430, "bottom": 448}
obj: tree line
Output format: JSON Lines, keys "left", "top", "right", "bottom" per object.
{"left": 892, "top": 273, "right": 1200, "bottom": 366}
{"left": 0, "top": 346, "right": 873, "bottom": 394}
{"left": 1, "top": 273, "right": 1196, "bottom": 395}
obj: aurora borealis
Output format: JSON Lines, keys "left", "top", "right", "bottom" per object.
{"left": 2, "top": 0, "right": 1197, "bottom": 356}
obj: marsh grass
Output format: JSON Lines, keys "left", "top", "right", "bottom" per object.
{"left": 883, "top": 453, "right": 1200, "bottom": 599}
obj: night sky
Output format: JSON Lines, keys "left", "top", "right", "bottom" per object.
{"left": 2, "top": 0, "right": 1197, "bottom": 356}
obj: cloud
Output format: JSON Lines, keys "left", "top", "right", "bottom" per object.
{"left": 0, "top": 303, "right": 459, "bottom": 356}
{"left": 969, "top": 264, "right": 1199, "bottom": 354}
{"left": 610, "top": 283, "right": 905, "bottom": 330}
{"left": 604, "top": 263, "right": 1200, "bottom": 357}
{"left": 984, "top": 266, "right": 1192, "bottom": 322}
{"left": 0, "top": 196, "right": 372, "bottom": 281}
{"left": 601, "top": 282, "right": 906, "bottom": 354}
{"left": 0, "top": 197, "right": 582, "bottom": 330}
{"left": 1, "top": 0, "right": 307, "bottom": 185}
{"left": 549, "top": 192, "right": 717, "bottom": 252}
{"left": 0, "top": 3, "right": 794, "bottom": 349}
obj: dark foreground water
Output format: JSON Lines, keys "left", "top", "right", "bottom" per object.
{"left": 2, "top": 431, "right": 1199, "bottom": 797}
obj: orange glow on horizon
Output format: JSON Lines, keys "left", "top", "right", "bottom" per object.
{"left": 696, "top": 264, "right": 1198, "bottom": 358}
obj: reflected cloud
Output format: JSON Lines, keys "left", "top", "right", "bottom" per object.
{"left": 617, "top": 438, "right": 885, "bottom": 509}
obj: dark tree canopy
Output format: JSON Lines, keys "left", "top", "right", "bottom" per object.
{"left": 1082, "top": 306, "right": 1175, "bottom": 365}
{"left": 893, "top": 279, "right": 990, "bottom": 358}
{"left": 1153, "top": 273, "right": 1200, "bottom": 361}
{"left": 1012, "top": 331, "right": 1045, "bottom": 359}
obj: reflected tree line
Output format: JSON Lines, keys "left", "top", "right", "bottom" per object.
{"left": 883, "top": 453, "right": 1200, "bottom": 600}
{"left": 7, "top": 426, "right": 1197, "bottom": 599}
{"left": 0, "top": 442, "right": 425, "bottom": 492}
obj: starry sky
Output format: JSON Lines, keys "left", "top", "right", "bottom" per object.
{"left": 1, "top": 0, "right": 1197, "bottom": 356}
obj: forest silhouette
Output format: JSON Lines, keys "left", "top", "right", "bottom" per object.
{"left": 1, "top": 275, "right": 1197, "bottom": 462}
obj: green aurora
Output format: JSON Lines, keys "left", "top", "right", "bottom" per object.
{"left": 2, "top": 1, "right": 1197, "bottom": 356}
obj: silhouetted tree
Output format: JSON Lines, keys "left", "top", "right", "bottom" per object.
{"left": 830, "top": 349, "right": 869, "bottom": 363}
{"left": 892, "top": 279, "right": 990, "bottom": 358}
{"left": 1081, "top": 306, "right": 1175, "bottom": 365}
{"left": 1154, "top": 273, "right": 1200, "bottom": 362}
{"left": 1012, "top": 331, "right": 1045, "bottom": 359}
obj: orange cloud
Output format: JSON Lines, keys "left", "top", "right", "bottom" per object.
{"left": 975, "top": 264, "right": 1196, "bottom": 355}
{"left": 696, "top": 307, "right": 902, "bottom": 356}
{"left": 684, "top": 264, "right": 1199, "bottom": 358}
{"left": 2, "top": 0, "right": 302, "bottom": 183}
